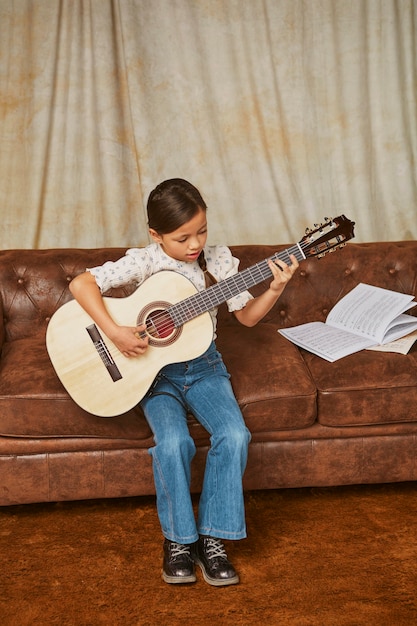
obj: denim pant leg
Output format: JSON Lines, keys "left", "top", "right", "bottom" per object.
{"left": 140, "top": 384, "right": 199, "bottom": 544}
{"left": 184, "top": 352, "right": 251, "bottom": 540}
{"left": 140, "top": 342, "right": 251, "bottom": 543}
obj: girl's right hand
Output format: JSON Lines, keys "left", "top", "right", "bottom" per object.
{"left": 110, "top": 324, "right": 149, "bottom": 358}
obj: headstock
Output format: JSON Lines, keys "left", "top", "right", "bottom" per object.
{"left": 300, "top": 215, "right": 355, "bottom": 259}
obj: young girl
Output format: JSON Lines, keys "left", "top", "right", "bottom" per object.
{"left": 69, "top": 178, "right": 298, "bottom": 586}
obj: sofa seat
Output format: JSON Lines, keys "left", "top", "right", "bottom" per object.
{"left": 0, "top": 321, "right": 317, "bottom": 441}
{"left": 305, "top": 349, "right": 417, "bottom": 427}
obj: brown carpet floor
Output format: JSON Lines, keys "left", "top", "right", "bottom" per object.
{"left": 1, "top": 483, "right": 417, "bottom": 625}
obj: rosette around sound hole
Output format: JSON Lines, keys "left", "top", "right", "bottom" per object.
{"left": 137, "top": 301, "right": 182, "bottom": 347}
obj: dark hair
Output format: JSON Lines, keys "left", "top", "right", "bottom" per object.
{"left": 147, "top": 178, "right": 207, "bottom": 234}
{"left": 147, "top": 178, "right": 216, "bottom": 286}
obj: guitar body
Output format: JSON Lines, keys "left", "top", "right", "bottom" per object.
{"left": 46, "top": 272, "right": 214, "bottom": 417}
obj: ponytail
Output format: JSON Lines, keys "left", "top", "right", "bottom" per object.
{"left": 198, "top": 250, "right": 217, "bottom": 288}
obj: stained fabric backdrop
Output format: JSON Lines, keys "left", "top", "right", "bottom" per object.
{"left": 0, "top": 0, "right": 416, "bottom": 250}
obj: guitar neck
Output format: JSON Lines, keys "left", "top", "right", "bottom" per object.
{"left": 169, "top": 243, "right": 305, "bottom": 327}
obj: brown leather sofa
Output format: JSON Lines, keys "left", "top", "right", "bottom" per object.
{"left": 1, "top": 241, "right": 417, "bottom": 506}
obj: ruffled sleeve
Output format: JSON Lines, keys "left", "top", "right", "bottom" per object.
{"left": 206, "top": 245, "right": 253, "bottom": 312}
{"left": 87, "top": 247, "right": 153, "bottom": 293}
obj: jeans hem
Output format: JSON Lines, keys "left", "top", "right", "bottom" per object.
{"left": 197, "top": 527, "right": 247, "bottom": 541}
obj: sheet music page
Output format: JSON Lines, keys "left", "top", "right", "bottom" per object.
{"left": 326, "top": 283, "right": 415, "bottom": 343}
{"left": 279, "top": 322, "right": 376, "bottom": 362}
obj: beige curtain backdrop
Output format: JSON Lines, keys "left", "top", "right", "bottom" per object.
{"left": 0, "top": 0, "right": 416, "bottom": 250}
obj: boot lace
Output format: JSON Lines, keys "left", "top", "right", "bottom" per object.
{"left": 170, "top": 542, "right": 191, "bottom": 558}
{"left": 204, "top": 537, "right": 228, "bottom": 560}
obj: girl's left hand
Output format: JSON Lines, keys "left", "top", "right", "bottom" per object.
{"left": 267, "top": 254, "right": 299, "bottom": 292}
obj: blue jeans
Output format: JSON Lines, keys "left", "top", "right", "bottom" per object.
{"left": 140, "top": 342, "right": 251, "bottom": 544}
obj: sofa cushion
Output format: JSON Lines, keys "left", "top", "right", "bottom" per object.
{"left": 0, "top": 333, "right": 152, "bottom": 440}
{"left": 304, "top": 346, "right": 417, "bottom": 427}
{"left": 217, "top": 322, "right": 317, "bottom": 432}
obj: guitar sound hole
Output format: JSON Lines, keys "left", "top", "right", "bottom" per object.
{"left": 147, "top": 309, "right": 175, "bottom": 339}
{"left": 137, "top": 301, "right": 182, "bottom": 348}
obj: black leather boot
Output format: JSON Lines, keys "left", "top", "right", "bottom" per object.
{"left": 192, "top": 536, "right": 239, "bottom": 586}
{"left": 162, "top": 539, "right": 196, "bottom": 584}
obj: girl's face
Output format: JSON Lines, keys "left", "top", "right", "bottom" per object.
{"left": 149, "top": 207, "right": 208, "bottom": 263}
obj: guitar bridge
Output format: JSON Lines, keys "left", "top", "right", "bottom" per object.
{"left": 86, "top": 324, "right": 122, "bottom": 382}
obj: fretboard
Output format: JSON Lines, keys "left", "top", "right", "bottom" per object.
{"left": 169, "top": 243, "right": 305, "bottom": 327}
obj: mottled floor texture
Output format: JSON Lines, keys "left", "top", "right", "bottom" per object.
{"left": 2, "top": 483, "right": 417, "bottom": 625}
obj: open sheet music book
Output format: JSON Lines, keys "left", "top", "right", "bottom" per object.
{"left": 279, "top": 283, "right": 417, "bottom": 362}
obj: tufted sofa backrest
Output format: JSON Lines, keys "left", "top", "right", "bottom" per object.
{"left": 0, "top": 242, "right": 416, "bottom": 344}
{"left": 0, "top": 249, "right": 129, "bottom": 343}
{"left": 221, "top": 241, "right": 417, "bottom": 327}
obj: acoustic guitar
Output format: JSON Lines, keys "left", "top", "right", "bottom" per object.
{"left": 46, "top": 215, "right": 355, "bottom": 416}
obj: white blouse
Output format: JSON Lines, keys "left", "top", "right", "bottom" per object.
{"left": 88, "top": 243, "right": 253, "bottom": 334}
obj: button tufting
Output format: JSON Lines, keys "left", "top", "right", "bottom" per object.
{"left": 279, "top": 310, "right": 286, "bottom": 318}
{"left": 344, "top": 268, "right": 351, "bottom": 275}
{"left": 389, "top": 268, "right": 396, "bottom": 275}
{"left": 17, "top": 278, "right": 24, "bottom": 284}
{"left": 66, "top": 276, "right": 72, "bottom": 282}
